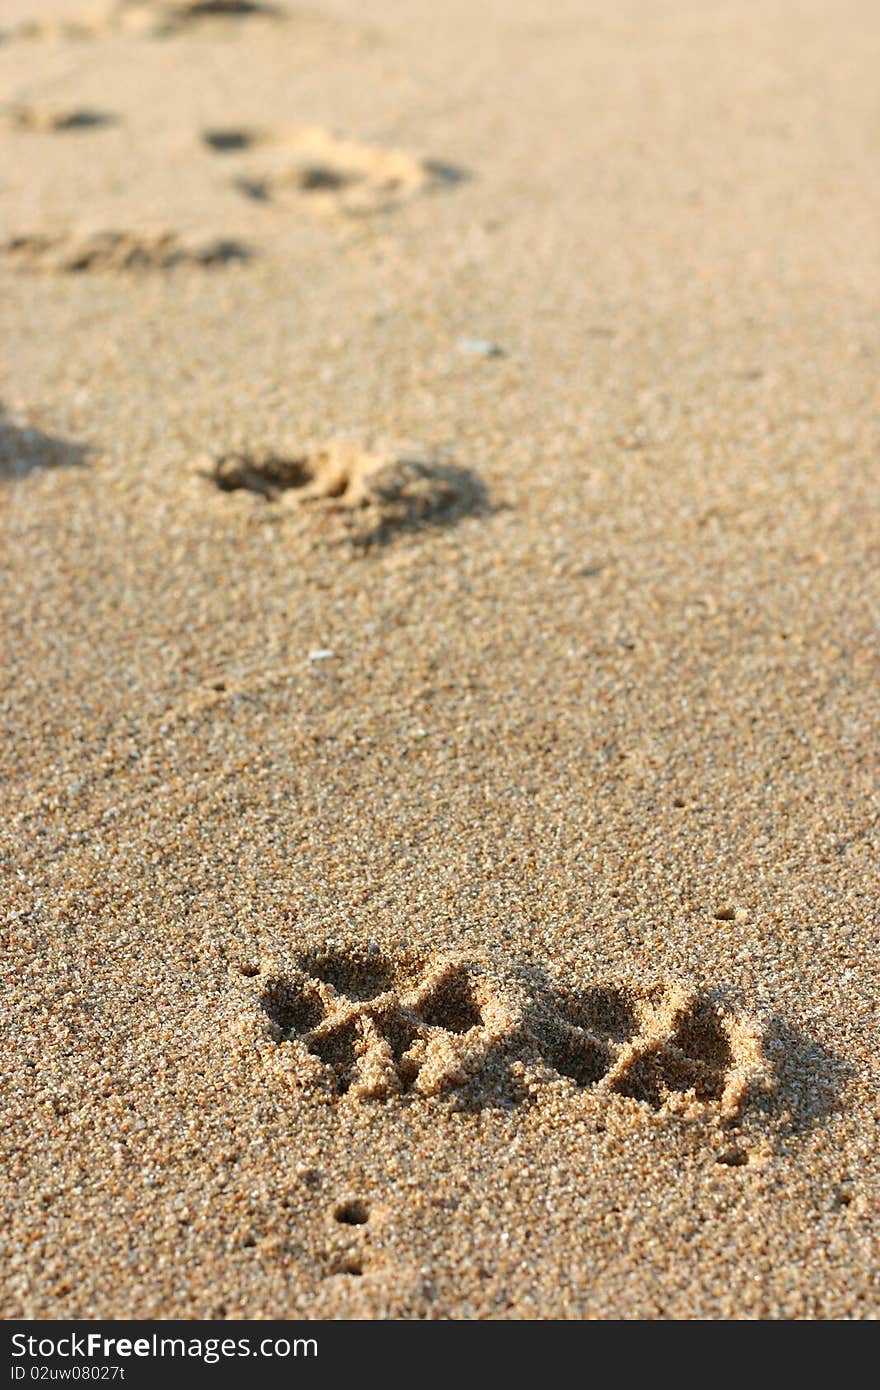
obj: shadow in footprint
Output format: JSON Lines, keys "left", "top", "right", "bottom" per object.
{"left": 208, "top": 452, "right": 311, "bottom": 500}
{"left": 181, "top": 0, "right": 279, "bottom": 14}
{"left": 233, "top": 176, "right": 271, "bottom": 202}
{"left": 0, "top": 412, "right": 89, "bottom": 482}
{"left": 611, "top": 995, "right": 736, "bottom": 1108}
{"left": 260, "top": 977, "right": 324, "bottom": 1040}
{"left": 154, "top": 0, "right": 283, "bottom": 30}
{"left": 56, "top": 109, "right": 115, "bottom": 129}
{"left": 374, "top": 1006, "right": 422, "bottom": 1091}
{"left": 308, "top": 1018, "right": 361, "bottom": 1095}
{"left": 3, "top": 105, "right": 117, "bottom": 131}
{"left": 297, "top": 947, "right": 395, "bottom": 1002}
{"left": 417, "top": 967, "right": 483, "bottom": 1034}
{"left": 203, "top": 128, "right": 261, "bottom": 152}
{"left": 756, "top": 1017, "right": 854, "bottom": 1136}
{"left": 555, "top": 984, "right": 638, "bottom": 1042}
{"left": 521, "top": 967, "right": 638, "bottom": 1089}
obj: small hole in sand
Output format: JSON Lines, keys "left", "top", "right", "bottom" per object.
{"left": 715, "top": 1148, "right": 748, "bottom": 1167}
{"left": 333, "top": 1198, "right": 369, "bottom": 1226}
{"left": 238, "top": 962, "right": 260, "bottom": 977}
{"left": 333, "top": 1258, "right": 363, "bottom": 1277}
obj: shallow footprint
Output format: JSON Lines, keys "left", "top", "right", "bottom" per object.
{"left": 203, "top": 440, "right": 488, "bottom": 543}
{"left": 2, "top": 228, "right": 251, "bottom": 273}
{"left": 3, "top": 0, "right": 287, "bottom": 43}
{"left": 606, "top": 988, "right": 768, "bottom": 1117}
{"left": 1, "top": 103, "right": 116, "bottom": 132}
{"left": 255, "top": 950, "right": 513, "bottom": 1103}
{"left": 204, "top": 124, "right": 465, "bottom": 216}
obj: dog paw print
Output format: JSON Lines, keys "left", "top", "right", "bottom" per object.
{"left": 529, "top": 979, "right": 768, "bottom": 1119}
{"left": 609, "top": 989, "right": 769, "bottom": 1118}
{"left": 3, "top": 228, "right": 251, "bottom": 274}
{"left": 260, "top": 949, "right": 514, "bottom": 1101}
{"left": 255, "top": 952, "right": 771, "bottom": 1121}
{"left": 203, "top": 440, "right": 488, "bottom": 543}
{"left": 201, "top": 124, "right": 465, "bottom": 217}
{"left": 2, "top": 1, "right": 334, "bottom": 43}
{"left": 0, "top": 103, "right": 116, "bottom": 133}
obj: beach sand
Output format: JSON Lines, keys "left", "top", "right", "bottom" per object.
{"left": 1, "top": 0, "right": 878, "bottom": 1319}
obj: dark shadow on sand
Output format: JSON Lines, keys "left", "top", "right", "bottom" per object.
{"left": 423, "top": 159, "right": 470, "bottom": 187}
{"left": 754, "top": 1016, "right": 854, "bottom": 1137}
{"left": 47, "top": 109, "right": 117, "bottom": 130}
{"left": 0, "top": 412, "right": 90, "bottom": 482}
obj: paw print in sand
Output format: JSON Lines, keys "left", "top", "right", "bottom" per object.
{"left": 527, "top": 978, "right": 768, "bottom": 1119}
{"left": 257, "top": 949, "right": 770, "bottom": 1119}
{"left": 204, "top": 440, "right": 488, "bottom": 543}
{"left": 201, "top": 123, "right": 465, "bottom": 217}
{"left": 3, "top": 228, "right": 250, "bottom": 273}
{"left": 260, "top": 948, "right": 515, "bottom": 1101}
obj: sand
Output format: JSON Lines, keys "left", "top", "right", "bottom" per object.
{"left": 1, "top": 0, "right": 878, "bottom": 1320}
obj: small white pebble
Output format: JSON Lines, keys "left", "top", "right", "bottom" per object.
{"left": 308, "top": 648, "right": 336, "bottom": 662}
{"left": 457, "top": 337, "right": 504, "bottom": 357}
